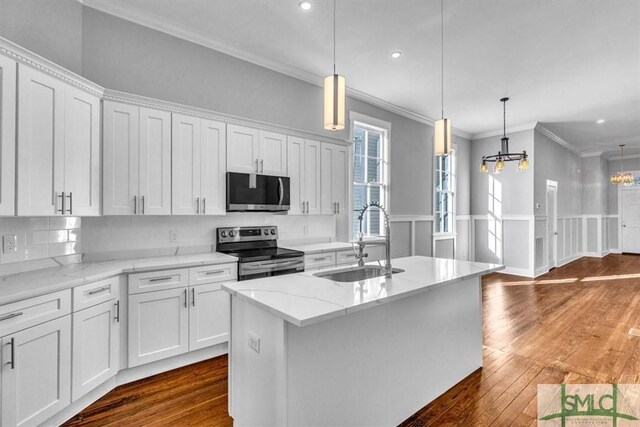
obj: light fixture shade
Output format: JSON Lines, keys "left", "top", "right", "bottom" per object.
{"left": 324, "top": 74, "right": 345, "bottom": 131}
{"left": 434, "top": 118, "right": 451, "bottom": 155}
{"left": 518, "top": 156, "right": 529, "bottom": 171}
{"left": 481, "top": 161, "right": 488, "bottom": 173}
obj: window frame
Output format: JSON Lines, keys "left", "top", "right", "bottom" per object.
{"left": 349, "top": 112, "right": 391, "bottom": 239}
{"left": 433, "top": 145, "right": 456, "bottom": 238}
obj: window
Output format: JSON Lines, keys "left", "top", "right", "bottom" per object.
{"left": 351, "top": 115, "right": 389, "bottom": 239}
{"left": 434, "top": 150, "right": 455, "bottom": 234}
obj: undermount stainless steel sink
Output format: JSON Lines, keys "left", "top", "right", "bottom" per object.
{"left": 314, "top": 266, "right": 404, "bottom": 282}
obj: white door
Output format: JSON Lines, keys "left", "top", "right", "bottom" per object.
{"left": 128, "top": 288, "right": 189, "bottom": 367}
{"left": 547, "top": 182, "right": 558, "bottom": 268}
{"left": 172, "top": 114, "right": 201, "bottom": 215}
{"left": 621, "top": 187, "right": 640, "bottom": 253}
{"left": 63, "top": 86, "right": 101, "bottom": 216}
{"left": 227, "top": 124, "right": 259, "bottom": 174}
{"left": 17, "top": 65, "right": 65, "bottom": 216}
{"left": 0, "top": 55, "right": 17, "bottom": 216}
{"left": 305, "top": 140, "right": 322, "bottom": 215}
{"left": 200, "top": 119, "right": 226, "bottom": 215}
{"left": 259, "top": 130, "right": 287, "bottom": 176}
{"left": 189, "top": 283, "right": 230, "bottom": 351}
{"left": 1, "top": 316, "right": 71, "bottom": 427}
{"left": 71, "top": 299, "right": 120, "bottom": 401}
{"left": 139, "top": 108, "right": 172, "bottom": 215}
{"left": 287, "top": 136, "right": 305, "bottom": 215}
{"left": 103, "top": 101, "right": 139, "bottom": 215}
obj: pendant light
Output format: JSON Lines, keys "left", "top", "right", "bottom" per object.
{"left": 324, "top": 0, "right": 345, "bottom": 131}
{"left": 610, "top": 144, "right": 634, "bottom": 184}
{"left": 480, "top": 98, "right": 528, "bottom": 174}
{"left": 434, "top": 0, "right": 451, "bottom": 155}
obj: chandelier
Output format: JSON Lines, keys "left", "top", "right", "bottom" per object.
{"left": 480, "top": 98, "right": 528, "bottom": 174}
{"left": 610, "top": 144, "right": 634, "bottom": 184}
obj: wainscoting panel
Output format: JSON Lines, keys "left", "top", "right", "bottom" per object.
{"left": 414, "top": 221, "right": 433, "bottom": 257}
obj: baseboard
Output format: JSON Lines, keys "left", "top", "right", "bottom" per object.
{"left": 501, "top": 267, "right": 535, "bottom": 278}
{"left": 557, "top": 255, "right": 582, "bottom": 268}
{"left": 534, "top": 267, "right": 549, "bottom": 278}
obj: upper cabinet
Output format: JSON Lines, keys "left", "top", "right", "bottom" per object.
{"left": 103, "top": 101, "right": 171, "bottom": 215}
{"left": 321, "top": 142, "right": 349, "bottom": 215}
{"left": 287, "top": 136, "right": 321, "bottom": 215}
{"left": 17, "top": 65, "right": 100, "bottom": 216}
{"left": 0, "top": 55, "right": 16, "bottom": 216}
{"left": 227, "top": 124, "right": 287, "bottom": 176}
{"left": 172, "top": 114, "right": 226, "bottom": 215}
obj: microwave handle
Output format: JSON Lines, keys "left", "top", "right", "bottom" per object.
{"left": 277, "top": 177, "right": 284, "bottom": 206}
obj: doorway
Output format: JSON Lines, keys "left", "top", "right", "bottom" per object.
{"left": 546, "top": 180, "right": 558, "bottom": 268}
{"left": 621, "top": 184, "right": 640, "bottom": 254}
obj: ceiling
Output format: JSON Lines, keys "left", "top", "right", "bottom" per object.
{"left": 83, "top": 0, "right": 640, "bottom": 157}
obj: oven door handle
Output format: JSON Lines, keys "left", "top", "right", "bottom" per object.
{"left": 242, "top": 259, "right": 303, "bottom": 270}
{"left": 277, "top": 177, "right": 284, "bottom": 207}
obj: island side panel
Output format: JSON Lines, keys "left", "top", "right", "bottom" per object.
{"left": 229, "top": 296, "right": 288, "bottom": 426}
{"left": 285, "top": 276, "right": 483, "bottom": 426}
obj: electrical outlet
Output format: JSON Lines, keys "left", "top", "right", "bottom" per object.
{"left": 248, "top": 334, "right": 260, "bottom": 353}
{"left": 2, "top": 235, "right": 17, "bottom": 253}
{"left": 169, "top": 230, "right": 178, "bottom": 243}
{"left": 303, "top": 225, "right": 309, "bottom": 236}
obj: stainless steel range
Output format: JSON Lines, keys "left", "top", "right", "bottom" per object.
{"left": 216, "top": 226, "right": 304, "bottom": 281}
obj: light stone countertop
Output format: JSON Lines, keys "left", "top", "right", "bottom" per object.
{"left": 0, "top": 252, "right": 238, "bottom": 306}
{"left": 222, "top": 255, "right": 503, "bottom": 327}
{"left": 284, "top": 238, "right": 386, "bottom": 254}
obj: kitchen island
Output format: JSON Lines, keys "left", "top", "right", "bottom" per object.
{"left": 222, "top": 256, "right": 502, "bottom": 426}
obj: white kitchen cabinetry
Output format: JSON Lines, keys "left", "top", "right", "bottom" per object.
{"left": 189, "top": 282, "right": 230, "bottom": 350}
{"left": 17, "top": 65, "right": 100, "bottom": 216}
{"left": 227, "top": 124, "right": 287, "bottom": 175}
{"left": 172, "top": 114, "right": 226, "bottom": 215}
{"left": 103, "top": 101, "right": 172, "bottom": 215}
{"left": 0, "top": 54, "right": 17, "bottom": 216}
{"left": 287, "top": 137, "right": 321, "bottom": 215}
{"left": 1, "top": 315, "right": 72, "bottom": 427}
{"left": 321, "top": 142, "right": 349, "bottom": 215}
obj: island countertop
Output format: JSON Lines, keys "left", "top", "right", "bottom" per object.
{"left": 222, "top": 256, "right": 503, "bottom": 327}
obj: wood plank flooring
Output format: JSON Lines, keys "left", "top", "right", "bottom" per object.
{"left": 64, "top": 254, "right": 640, "bottom": 426}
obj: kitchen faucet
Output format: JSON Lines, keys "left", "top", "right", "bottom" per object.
{"left": 356, "top": 202, "right": 393, "bottom": 278}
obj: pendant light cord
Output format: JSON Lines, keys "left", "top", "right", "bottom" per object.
{"left": 333, "top": 0, "right": 336, "bottom": 75}
{"left": 503, "top": 99, "right": 506, "bottom": 137}
{"left": 441, "top": 0, "right": 444, "bottom": 120}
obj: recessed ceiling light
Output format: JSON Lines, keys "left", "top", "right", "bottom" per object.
{"left": 390, "top": 51, "right": 402, "bottom": 59}
{"left": 299, "top": 1, "right": 311, "bottom": 10}
{"left": 597, "top": 119, "right": 605, "bottom": 124}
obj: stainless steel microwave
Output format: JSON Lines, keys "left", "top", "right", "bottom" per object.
{"left": 226, "top": 172, "right": 290, "bottom": 212}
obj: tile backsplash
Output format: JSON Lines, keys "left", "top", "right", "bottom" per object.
{"left": 0, "top": 217, "right": 81, "bottom": 265}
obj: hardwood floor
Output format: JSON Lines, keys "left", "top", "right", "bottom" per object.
{"left": 64, "top": 254, "right": 640, "bottom": 426}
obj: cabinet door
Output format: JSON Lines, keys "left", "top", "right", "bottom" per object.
{"left": 189, "top": 283, "right": 230, "bottom": 351}
{"left": 259, "top": 130, "right": 287, "bottom": 176}
{"left": 0, "top": 55, "right": 16, "bottom": 216}
{"left": 286, "top": 136, "right": 305, "bottom": 215}
{"left": 17, "top": 65, "right": 65, "bottom": 216}
{"left": 321, "top": 143, "right": 336, "bottom": 215}
{"left": 172, "top": 114, "right": 200, "bottom": 215}
{"left": 331, "top": 144, "right": 349, "bottom": 215}
{"left": 103, "top": 101, "right": 139, "bottom": 215}
{"left": 128, "top": 288, "right": 189, "bottom": 367}
{"left": 72, "top": 299, "right": 120, "bottom": 401}
{"left": 139, "top": 108, "right": 171, "bottom": 215}
{"left": 304, "top": 140, "right": 322, "bottom": 215}
{"left": 227, "top": 124, "right": 259, "bottom": 174}
{"left": 200, "top": 119, "right": 226, "bottom": 215}
{"left": 64, "top": 86, "right": 100, "bottom": 216}
{"left": 1, "top": 315, "right": 71, "bottom": 427}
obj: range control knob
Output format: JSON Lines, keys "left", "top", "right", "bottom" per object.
{"left": 270, "top": 229, "right": 276, "bottom": 235}
{"left": 264, "top": 229, "right": 269, "bottom": 235}
{"left": 221, "top": 231, "right": 227, "bottom": 238}
{"left": 229, "top": 230, "right": 236, "bottom": 237}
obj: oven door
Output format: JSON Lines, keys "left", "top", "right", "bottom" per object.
{"left": 239, "top": 257, "right": 304, "bottom": 281}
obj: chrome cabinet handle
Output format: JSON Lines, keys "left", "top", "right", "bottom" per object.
{"left": 203, "top": 198, "right": 206, "bottom": 215}
{"left": 0, "top": 312, "right": 23, "bottom": 322}
{"left": 255, "top": 159, "right": 259, "bottom": 173}
{"left": 338, "top": 202, "right": 340, "bottom": 214}
{"left": 149, "top": 276, "right": 172, "bottom": 282}
{"left": 6, "top": 338, "right": 15, "bottom": 369}
{"left": 191, "top": 288, "right": 195, "bottom": 306}
{"left": 87, "top": 285, "right": 111, "bottom": 295}
{"left": 196, "top": 197, "right": 200, "bottom": 215}
{"left": 142, "top": 196, "right": 145, "bottom": 215}
{"left": 134, "top": 195, "right": 137, "bottom": 214}
{"left": 183, "top": 289, "right": 188, "bottom": 308}
{"left": 205, "top": 270, "right": 224, "bottom": 276}
{"left": 57, "top": 192, "right": 66, "bottom": 214}
{"left": 67, "top": 192, "right": 73, "bottom": 215}
{"left": 260, "top": 159, "right": 264, "bottom": 173}
{"left": 313, "top": 257, "right": 328, "bottom": 261}
{"left": 114, "top": 300, "right": 120, "bottom": 322}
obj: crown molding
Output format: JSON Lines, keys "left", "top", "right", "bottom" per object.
{"left": 580, "top": 151, "right": 603, "bottom": 158}
{"left": 534, "top": 124, "right": 581, "bottom": 155}
{"left": 470, "top": 122, "right": 538, "bottom": 140}
{"left": 0, "top": 36, "right": 104, "bottom": 97}
{"left": 81, "top": 0, "right": 472, "bottom": 139}
{"left": 103, "top": 89, "right": 351, "bottom": 146}
{"left": 608, "top": 153, "right": 640, "bottom": 161}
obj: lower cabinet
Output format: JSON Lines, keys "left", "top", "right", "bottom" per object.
{"left": 1, "top": 315, "right": 72, "bottom": 427}
{"left": 72, "top": 299, "right": 120, "bottom": 401}
{"left": 189, "top": 282, "right": 230, "bottom": 351}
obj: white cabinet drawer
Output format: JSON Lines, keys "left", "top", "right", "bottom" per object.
{"left": 189, "top": 263, "right": 237, "bottom": 286}
{"left": 0, "top": 289, "right": 72, "bottom": 337}
{"left": 336, "top": 249, "right": 359, "bottom": 266}
{"left": 304, "top": 252, "right": 336, "bottom": 270}
{"left": 73, "top": 276, "right": 120, "bottom": 311}
{"left": 128, "top": 268, "right": 189, "bottom": 295}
